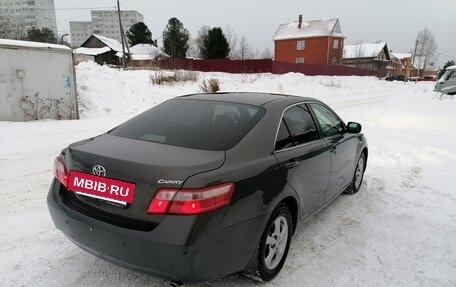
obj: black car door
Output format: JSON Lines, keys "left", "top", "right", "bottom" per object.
{"left": 273, "top": 104, "right": 331, "bottom": 219}
{"left": 309, "top": 103, "right": 358, "bottom": 200}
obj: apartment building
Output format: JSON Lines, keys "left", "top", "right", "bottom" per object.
{"left": 0, "top": 0, "right": 58, "bottom": 37}
{"left": 70, "top": 10, "right": 143, "bottom": 47}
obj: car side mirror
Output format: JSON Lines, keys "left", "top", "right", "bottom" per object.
{"left": 347, "top": 122, "right": 362, "bottom": 133}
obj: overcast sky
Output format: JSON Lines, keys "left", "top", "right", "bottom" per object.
{"left": 55, "top": 0, "right": 455, "bottom": 67}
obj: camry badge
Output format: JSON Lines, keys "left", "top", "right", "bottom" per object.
{"left": 92, "top": 165, "right": 107, "bottom": 177}
{"left": 157, "top": 179, "right": 183, "bottom": 185}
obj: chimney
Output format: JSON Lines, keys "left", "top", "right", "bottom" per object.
{"left": 298, "top": 15, "right": 303, "bottom": 29}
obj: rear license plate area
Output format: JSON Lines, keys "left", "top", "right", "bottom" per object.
{"left": 68, "top": 170, "right": 135, "bottom": 206}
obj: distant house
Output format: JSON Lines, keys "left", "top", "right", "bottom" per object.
{"left": 390, "top": 52, "right": 414, "bottom": 77}
{"left": 75, "top": 34, "right": 124, "bottom": 65}
{"left": 273, "top": 15, "right": 344, "bottom": 65}
{"left": 410, "top": 55, "right": 438, "bottom": 79}
{"left": 73, "top": 46, "right": 111, "bottom": 65}
{"left": 342, "top": 42, "right": 391, "bottom": 77}
{"left": 116, "top": 44, "right": 169, "bottom": 68}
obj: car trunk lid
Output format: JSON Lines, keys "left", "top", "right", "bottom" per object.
{"left": 64, "top": 134, "right": 225, "bottom": 226}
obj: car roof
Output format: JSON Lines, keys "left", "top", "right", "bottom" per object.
{"left": 175, "top": 92, "right": 316, "bottom": 107}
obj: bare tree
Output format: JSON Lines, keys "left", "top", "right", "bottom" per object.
{"left": 186, "top": 38, "right": 199, "bottom": 58}
{"left": 414, "top": 27, "right": 438, "bottom": 72}
{"left": 192, "top": 25, "right": 210, "bottom": 58}
{"left": 239, "top": 35, "right": 251, "bottom": 60}
{"left": 352, "top": 42, "right": 366, "bottom": 58}
{"left": 225, "top": 25, "right": 239, "bottom": 59}
{"left": 259, "top": 47, "right": 273, "bottom": 59}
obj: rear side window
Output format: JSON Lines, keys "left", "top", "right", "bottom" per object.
{"left": 275, "top": 104, "right": 319, "bottom": 150}
{"left": 110, "top": 99, "right": 265, "bottom": 151}
{"left": 309, "top": 103, "right": 343, "bottom": 137}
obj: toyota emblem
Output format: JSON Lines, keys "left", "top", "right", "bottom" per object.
{"left": 92, "top": 165, "right": 106, "bottom": 177}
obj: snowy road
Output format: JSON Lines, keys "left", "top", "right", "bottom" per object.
{"left": 1, "top": 65, "right": 455, "bottom": 287}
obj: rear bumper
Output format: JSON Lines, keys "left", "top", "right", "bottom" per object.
{"left": 47, "top": 179, "right": 267, "bottom": 283}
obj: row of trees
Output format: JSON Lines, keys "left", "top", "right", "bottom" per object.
{"left": 127, "top": 18, "right": 271, "bottom": 60}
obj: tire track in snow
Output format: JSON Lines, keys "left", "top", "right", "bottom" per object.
{"left": 331, "top": 94, "right": 390, "bottom": 109}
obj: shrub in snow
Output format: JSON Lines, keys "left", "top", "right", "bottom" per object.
{"left": 150, "top": 70, "right": 198, "bottom": 85}
{"left": 319, "top": 79, "right": 342, "bottom": 89}
{"left": 175, "top": 70, "right": 198, "bottom": 82}
{"left": 200, "top": 78, "right": 220, "bottom": 93}
{"left": 434, "top": 93, "right": 454, "bottom": 100}
{"left": 150, "top": 71, "right": 177, "bottom": 85}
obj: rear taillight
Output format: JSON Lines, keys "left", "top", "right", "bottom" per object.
{"left": 53, "top": 156, "right": 69, "bottom": 188}
{"left": 147, "top": 182, "right": 234, "bottom": 215}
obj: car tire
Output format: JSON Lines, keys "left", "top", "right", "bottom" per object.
{"left": 256, "top": 204, "right": 292, "bottom": 281}
{"left": 345, "top": 152, "right": 365, "bottom": 194}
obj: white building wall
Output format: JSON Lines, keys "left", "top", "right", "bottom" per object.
{"left": 0, "top": 0, "right": 57, "bottom": 36}
{"left": 69, "top": 10, "right": 144, "bottom": 47}
{"left": 69, "top": 21, "right": 93, "bottom": 47}
{"left": 0, "top": 42, "right": 77, "bottom": 121}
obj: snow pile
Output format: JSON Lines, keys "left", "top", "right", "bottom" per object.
{"left": 75, "top": 62, "right": 189, "bottom": 119}
{"left": 1, "top": 62, "right": 455, "bottom": 286}
{"left": 75, "top": 61, "right": 411, "bottom": 119}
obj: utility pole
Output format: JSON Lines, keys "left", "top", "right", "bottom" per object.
{"left": 117, "top": 0, "right": 127, "bottom": 69}
{"left": 412, "top": 39, "right": 418, "bottom": 79}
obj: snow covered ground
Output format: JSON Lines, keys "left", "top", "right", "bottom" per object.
{"left": 1, "top": 62, "right": 455, "bottom": 286}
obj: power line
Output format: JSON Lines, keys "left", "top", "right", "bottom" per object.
{"left": 437, "top": 52, "right": 455, "bottom": 59}
{"left": 55, "top": 1, "right": 86, "bottom": 8}
{"left": 436, "top": 50, "right": 456, "bottom": 57}
{"left": 437, "top": 47, "right": 456, "bottom": 54}
{"left": 56, "top": 13, "right": 91, "bottom": 23}
{"left": 36, "top": 6, "right": 115, "bottom": 11}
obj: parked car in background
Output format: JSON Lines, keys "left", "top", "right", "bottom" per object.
{"left": 47, "top": 92, "right": 368, "bottom": 284}
{"left": 435, "top": 65, "right": 456, "bottom": 95}
{"left": 421, "top": 75, "right": 437, "bottom": 81}
{"left": 385, "top": 75, "right": 407, "bottom": 81}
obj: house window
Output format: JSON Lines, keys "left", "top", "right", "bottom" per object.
{"left": 296, "top": 40, "right": 305, "bottom": 50}
{"left": 296, "top": 57, "right": 304, "bottom": 64}
{"left": 333, "top": 39, "right": 339, "bottom": 49}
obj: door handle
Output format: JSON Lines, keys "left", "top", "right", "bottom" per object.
{"left": 330, "top": 146, "right": 338, "bottom": 153}
{"left": 284, "top": 160, "right": 300, "bottom": 169}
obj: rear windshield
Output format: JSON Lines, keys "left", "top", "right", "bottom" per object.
{"left": 110, "top": 99, "right": 265, "bottom": 151}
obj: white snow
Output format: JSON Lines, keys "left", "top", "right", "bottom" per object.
{"left": 390, "top": 52, "right": 412, "bottom": 60}
{"left": 343, "top": 42, "right": 387, "bottom": 59}
{"left": 445, "top": 65, "right": 456, "bottom": 70}
{"left": 92, "top": 34, "right": 123, "bottom": 52}
{"left": 116, "top": 44, "right": 168, "bottom": 61}
{"left": 1, "top": 62, "right": 455, "bottom": 287}
{"left": 0, "top": 38, "right": 71, "bottom": 51}
{"left": 73, "top": 47, "right": 111, "bottom": 56}
{"left": 413, "top": 55, "right": 428, "bottom": 70}
{"left": 130, "top": 44, "right": 165, "bottom": 57}
{"left": 273, "top": 18, "right": 342, "bottom": 41}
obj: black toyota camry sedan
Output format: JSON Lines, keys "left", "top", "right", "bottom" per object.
{"left": 48, "top": 92, "right": 368, "bottom": 284}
